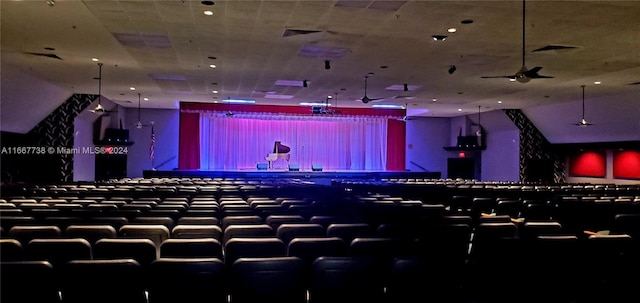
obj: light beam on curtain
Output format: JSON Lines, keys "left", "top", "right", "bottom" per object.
{"left": 199, "top": 113, "right": 388, "bottom": 171}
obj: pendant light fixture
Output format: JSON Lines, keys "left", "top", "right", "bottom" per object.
{"left": 476, "top": 105, "right": 483, "bottom": 136}
{"left": 574, "top": 85, "right": 593, "bottom": 126}
{"left": 135, "top": 93, "right": 143, "bottom": 129}
{"left": 90, "top": 63, "right": 104, "bottom": 113}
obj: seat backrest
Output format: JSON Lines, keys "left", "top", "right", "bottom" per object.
{"left": 0, "top": 261, "right": 59, "bottom": 303}
{"left": 326, "top": 223, "right": 374, "bottom": 244}
{"left": 64, "top": 225, "right": 117, "bottom": 246}
{"left": 223, "top": 238, "right": 286, "bottom": 267}
{"left": 221, "top": 215, "right": 263, "bottom": 230}
{"left": 309, "top": 256, "right": 386, "bottom": 303}
{"left": 160, "top": 238, "right": 223, "bottom": 259}
{"left": 177, "top": 216, "right": 219, "bottom": 225}
{"left": 349, "top": 237, "right": 415, "bottom": 260}
{"left": 61, "top": 259, "right": 146, "bottom": 303}
{"left": 8, "top": 225, "right": 62, "bottom": 245}
{"left": 230, "top": 257, "right": 307, "bottom": 303}
{"left": 119, "top": 224, "right": 170, "bottom": 248}
{"left": 222, "top": 224, "right": 274, "bottom": 245}
{"left": 265, "top": 215, "right": 306, "bottom": 230}
{"left": 276, "top": 223, "right": 325, "bottom": 246}
{"left": 0, "top": 239, "right": 24, "bottom": 261}
{"left": 94, "top": 238, "right": 157, "bottom": 267}
{"left": 147, "top": 258, "right": 226, "bottom": 303}
{"left": 172, "top": 224, "right": 222, "bottom": 240}
{"left": 25, "top": 238, "right": 92, "bottom": 266}
{"left": 85, "top": 216, "right": 129, "bottom": 230}
{"left": 131, "top": 216, "right": 175, "bottom": 229}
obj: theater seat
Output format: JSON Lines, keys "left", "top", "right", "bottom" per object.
{"left": 0, "top": 239, "right": 24, "bottom": 261}
{"left": 224, "top": 238, "right": 286, "bottom": 267}
{"left": 94, "top": 238, "right": 157, "bottom": 267}
{"left": 309, "top": 256, "right": 386, "bottom": 303}
{"left": 230, "top": 257, "right": 306, "bottom": 303}
{"left": 160, "top": 238, "right": 223, "bottom": 259}
{"left": 0, "top": 261, "right": 59, "bottom": 303}
{"left": 64, "top": 225, "right": 117, "bottom": 246}
{"left": 61, "top": 259, "right": 146, "bottom": 303}
{"left": 25, "top": 238, "right": 92, "bottom": 267}
{"left": 147, "top": 258, "right": 226, "bottom": 303}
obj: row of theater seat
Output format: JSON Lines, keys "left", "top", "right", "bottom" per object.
{"left": 2, "top": 178, "right": 640, "bottom": 303}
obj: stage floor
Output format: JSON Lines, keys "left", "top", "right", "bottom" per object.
{"left": 143, "top": 169, "right": 441, "bottom": 181}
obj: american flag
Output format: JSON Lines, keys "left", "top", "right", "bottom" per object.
{"left": 149, "top": 124, "right": 155, "bottom": 160}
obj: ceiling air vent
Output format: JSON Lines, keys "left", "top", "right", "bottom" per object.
{"left": 532, "top": 45, "right": 579, "bottom": 53}
{"left": 24, "top": 52, "right": 62, "bottom": 60}
{"left": 282, "top": 29, "right": 322, "bottom": 38}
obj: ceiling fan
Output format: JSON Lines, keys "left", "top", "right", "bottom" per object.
{"left": 359, "top": 75, "right": 385, "bottom": 103}
{"left": 481, "top": 0, "right": 554, "bottom": 83}
{"left": 574, "top": 85, "right": 593, "bottom": 126}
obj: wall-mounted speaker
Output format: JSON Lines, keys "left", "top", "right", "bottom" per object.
{"left": 256, "top": 163, "right": 268, "bottom": 170}
{"left": 312, "top": 164, "right": 323, "bottom": 172}
{"left": 288, "top": 164, "right": 300, "bottom": 171}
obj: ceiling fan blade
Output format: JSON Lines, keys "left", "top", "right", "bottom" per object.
{"left": 481, "top": 75, "right": 516, "bottom": 79}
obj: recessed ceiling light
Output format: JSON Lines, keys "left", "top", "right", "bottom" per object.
{"left": 461, "top": 19, "right": 474, "bottom": 24}
{"left": 594, "top": 81, "right": 602, "bottom": 85}
{"left": 208, "top": 56, "right": 217, "bottom": 60}
{"left": 432, "top": 35, "right": 447, "bottom": 41}
{"left": 509, "top": 78, "right": 516, "bottom": 82}
{"left": 201, "top": 0, "right": 215, "bottom": 5}
{"left": 209, "top": 64, "right": 217, "bottom": 68}
{"left": 212, "top": 90, "right": 219, "bottom": 94}
{"left": 380, "top": 65, "right": 388, "bottom": 69}
{"left": 130, "top": 87, "right": 136, "bottom": 91}
{"left": 457, "top": 108, "right": 462, "bottom": 112}
{"left": 204, "top": 10, "right": 213, "bottom": 16}
{"left": 447, "top": 28, "right": 457, "bottom": 33}
{"left": 143, "top": 97, "right": 149, "bottom": 101}
{"left": 91, "top": 58, "right": 99, "bottom": 62}
{"left": 432, "top": 98, "right": 437, "bottom": 102}
{"left": 327, "top": 95, "right": 332, "bottom": 99}
{"left": 498, "top": 100, "right": 503, "bottom": 104}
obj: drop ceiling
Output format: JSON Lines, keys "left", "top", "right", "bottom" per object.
{"left": 1, "top": 0, "right": 639, "bottom": 118}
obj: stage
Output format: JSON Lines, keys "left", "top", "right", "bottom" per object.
{"left": 143, "top": 169, "right": 441, "bottom": 182}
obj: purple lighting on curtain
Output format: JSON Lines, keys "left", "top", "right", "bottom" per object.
{"left": 199, "top": 113, "right": 388, "bottom": 171}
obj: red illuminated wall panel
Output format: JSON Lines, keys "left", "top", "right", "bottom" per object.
{"left": 569, "top": 151, "right": 606, "bottom": 178}
{"left": 613, "top": 150, "right": 640, "bottom": 179}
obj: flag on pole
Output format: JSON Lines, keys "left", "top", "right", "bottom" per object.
{"left": 150, "top": 124, "right": 155, "bottom": 160}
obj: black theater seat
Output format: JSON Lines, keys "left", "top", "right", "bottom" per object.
{"left": 25, "top": 238, "right": 92, "bottom": 267}
{"left": 276, "top": 223, "right": 326, "bottom": 246}
{"left": 94, "top": 238, "right": 157, "bottom": 267}
{"left": 230, "top": 257, "right": 307, "bottom": 303}
{"left": 309, "top": 256, "right": 386, "bottom": 303}
{"left": 61, "top": 259, "right": 146, "bottom": 303}
{"left": 223, "top": 238, "right": 286, "bottom": 267}
{"left": 147, "top": 258, "right": 226, "bottom": 303}
{"left": 160, "top": 238, "right": 223, "bottom": 259}
{"left": 0, "top": 261, "right": 59, "bottom": 303}
{"left": 64, "top": 224, "right": 117, "bottom": 246}
{"left": 8, "top": 225, "right": 62, "bottom": 246}
{"left": 0, "top": 239, "right": 24, "bottom": 261}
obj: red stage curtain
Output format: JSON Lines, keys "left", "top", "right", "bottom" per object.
{"left": 178, "top": 112, "right": 200, "bottom": 169}
{"left": 386, "top": 119, "right": 406, "bottom": 171}
{"left": 179, "top": 102, "right": 405, "bottom": 171}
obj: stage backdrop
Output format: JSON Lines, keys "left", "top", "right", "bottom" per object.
{"left": 179, "top": 102, "right": 405, "bottom": 171}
